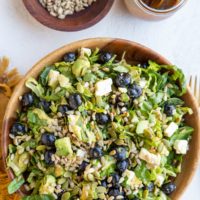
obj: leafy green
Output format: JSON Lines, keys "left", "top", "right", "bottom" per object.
{"left": 170, "top": 126, "right": 193, "bottom": 144}
{"left": 43, "top": 89, "right": 66, "bottom": 101}
{"left": 39, "top": 66, "right": 55, "bottom": 86}
{"left": 27, "top": 110, "right": 47, "bottom": 127}
{"left": 22, "top": 194, "right": 55, "bottom": 200}
{"left": 134, "top": 162, "right": 156, "bottom": 184}
{"left": 164, "top": 98, "right": 184, "bottom": 106}
{"left": 8, "top": 176, "right": 25, "bottom": 194}
{"left": 113, "top": 65, "right": 129, "bottom": 73}
{"left": 26, "top": 78, "right": 44, "bottom": 98}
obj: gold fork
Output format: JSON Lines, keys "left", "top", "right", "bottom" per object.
{"left": 189, "top": 75, "right": 200, "bottom": 106}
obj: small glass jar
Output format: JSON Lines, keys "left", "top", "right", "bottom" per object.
{"left": 124, "top": 0, "right": 187, "bottom": 20}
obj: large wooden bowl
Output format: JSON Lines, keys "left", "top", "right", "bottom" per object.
{"left": 2, "top": 38, "right": 200, "bottom": 199}
{"left": 23, "top": 0, "right": 114, "bottom": 31}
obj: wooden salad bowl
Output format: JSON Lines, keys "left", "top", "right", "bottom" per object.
{"left": 2, "top": 38, "right": 200, "bottom": 199}
{"left": 23, "top": 0, "right": 114, "bottom": 31}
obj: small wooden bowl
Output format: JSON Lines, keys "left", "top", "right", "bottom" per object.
{"left": 23, "top": 0, "right": 114, "bottom": 31}
{"left": 2, "top": 38, "right": 200, "bottom": 199}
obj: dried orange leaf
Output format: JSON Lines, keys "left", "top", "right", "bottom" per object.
{"left": 0, "top": 57, "right": 9, "bottom": 76}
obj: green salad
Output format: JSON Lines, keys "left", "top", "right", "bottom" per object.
{"left": 7, "top": 48, "right": 193, "bottom": 200}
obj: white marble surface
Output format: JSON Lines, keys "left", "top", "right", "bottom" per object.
{"left": 0, "top": 0, "right": 200, "bottom": 199}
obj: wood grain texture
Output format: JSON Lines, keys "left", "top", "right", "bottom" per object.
{"left": 22, "top": 0, "right": 114, "bottom": 31}
{"left": 2, "top": 38, "right": 200, "bottom": 199}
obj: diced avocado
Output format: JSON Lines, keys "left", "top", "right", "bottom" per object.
{"left": 55, "top": 165, "right": 64, "bottom": 177}
{"left": 58, "top": 74, "right": 71, "bottom": 89}
{"left": 136, "top": 120, "right": 149, "bottom": 134}
{"left": 72, "top": 57, "right": 90, "bottom": 78}
{"left": 8, "top": 152, "right": 30, "bottom": 176}
{"left": 55, "top": 137, "right": 73, "bottom": 156}
{"left": 100, "top": 155, "right": 116, "bottom": 178}
{"left": 48, "top": 70, "right": 60, "bottom": 88}
{"left": 39, "top": 175, "right": 56, "bottom": 195}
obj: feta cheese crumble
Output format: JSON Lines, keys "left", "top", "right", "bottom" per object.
{"left": 174, "top": 140, "right": 189, "bottom": 154}
{"left": 95, "top": 78, "right": 113, "bottom": 96}
{"left": 164, "top": 122, "right": 178, "bottom": 137}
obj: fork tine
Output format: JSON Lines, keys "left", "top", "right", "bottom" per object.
{"left": 198, "top": 76, "right": 200, "bottom": 105}
{"left": 189, "top": 75, "right": 192, "bottom": 88}
{"left": 194, "top": 75, "right": 197, "bottom": 97}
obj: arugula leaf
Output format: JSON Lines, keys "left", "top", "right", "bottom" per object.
{"left": 22, "top": 194, "right": 55, "bottom": 200}
{"left": 43, "top": 89, "right": 66, "bottom": 101}
{"left": 134, "top": 162, "right": 156, "bottom": 184}
{"left": 39, "top": 66, "right": 55, "bottom": 86}
{"left": 170, "top": 126, "right": 193, "bottom": 144}
{"left": 8, "top": 176, "right": 25, "bottom": 194}
{"left": 164, "top": 98, "right": 184, "bottom": 106}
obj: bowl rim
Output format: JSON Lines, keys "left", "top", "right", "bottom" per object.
{"left": 22, "top": 0, "right": 115, "bottom": 31}
{"left": 2, "top": 37, "right": 200, "bottom": 199}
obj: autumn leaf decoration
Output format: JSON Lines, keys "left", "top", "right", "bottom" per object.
{"left": 0, "top": 57, "right": 22, "bottom": 97}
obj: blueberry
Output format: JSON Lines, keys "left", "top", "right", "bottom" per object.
{"left": 68, "top": 93, "right": 82, "bottom": 110}
{"left": 101, "top": 179, "right": 107, "bottom": 187}
{"left": 128, "top": 84, "right": 142, "bottom": 99}
{"left": 39, "top": 99, "right": 51, "bottom": 113}
{"left": 58, "top": 105, "right": 69, "bottom": 115}
{"left": 111, "top": 173, "right": 120, "bottom": 187}
{"left": 57, "top": 191, "right": 64, "bottom": 200}
{"left": 138, "top": 62, "right": 149, "bottom": 69}
{"left": 44, "top": 150, "right": 54, "bottom": 165}
{"left": 161, "top": 182, "right": 176, "bottom": 195}
{"left": 78, "top": 161, "right": 89, "bottom": 176}
{"left": 63, "top": 52, "right": 76, "bottom": 62}
{"left": 146, "top": 182, "right": 154, "bottom": 192}
{"left": 10, "top": 122, "right": 27, "bottom": 135}
{"left": 99, "top": 52, "right": 112, "bottom": 63}
{"left": 21, "top": 93, "right": 34, "bottom": 107}
{"left": 41, "top": 133, "right": 56, "bottom": 146}
{"left": 114, "top": 147, "right": 126, "bottom": 161}
{"left": 164, "top": 104, "right": 175, "bottom": 116}
{"left": 114, "top": 73, "right": 131, "bottom": 88}
{"left": 89, "top": 146, "right": 103, "bottom": 159}
{"left": 108, "top": 187, "right": 121, "bottom": 197}
{"left": 116, "top": 159, "right": 129, "bottom": 173}
{"left": 95, "top": 113, "right": 110, "bottom": 125}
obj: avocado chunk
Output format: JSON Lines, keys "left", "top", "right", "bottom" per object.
{"left": 55, "top": 137, "right": 73, "bottom": 156}
{"left": 39, "top": 175, "right": 56, "bottom": 195}
{"left": 8, "top": 152, "right": 30, "bottom": 176}
{"left": 72, "top": 57, "right": 90, "bottom": 78}
{"left": 48, "top": 70, "right": 60, "bottom": 88}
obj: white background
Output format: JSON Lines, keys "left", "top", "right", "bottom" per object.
{"left": 0, "top": 0, "right": 200, "bottom": 199}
